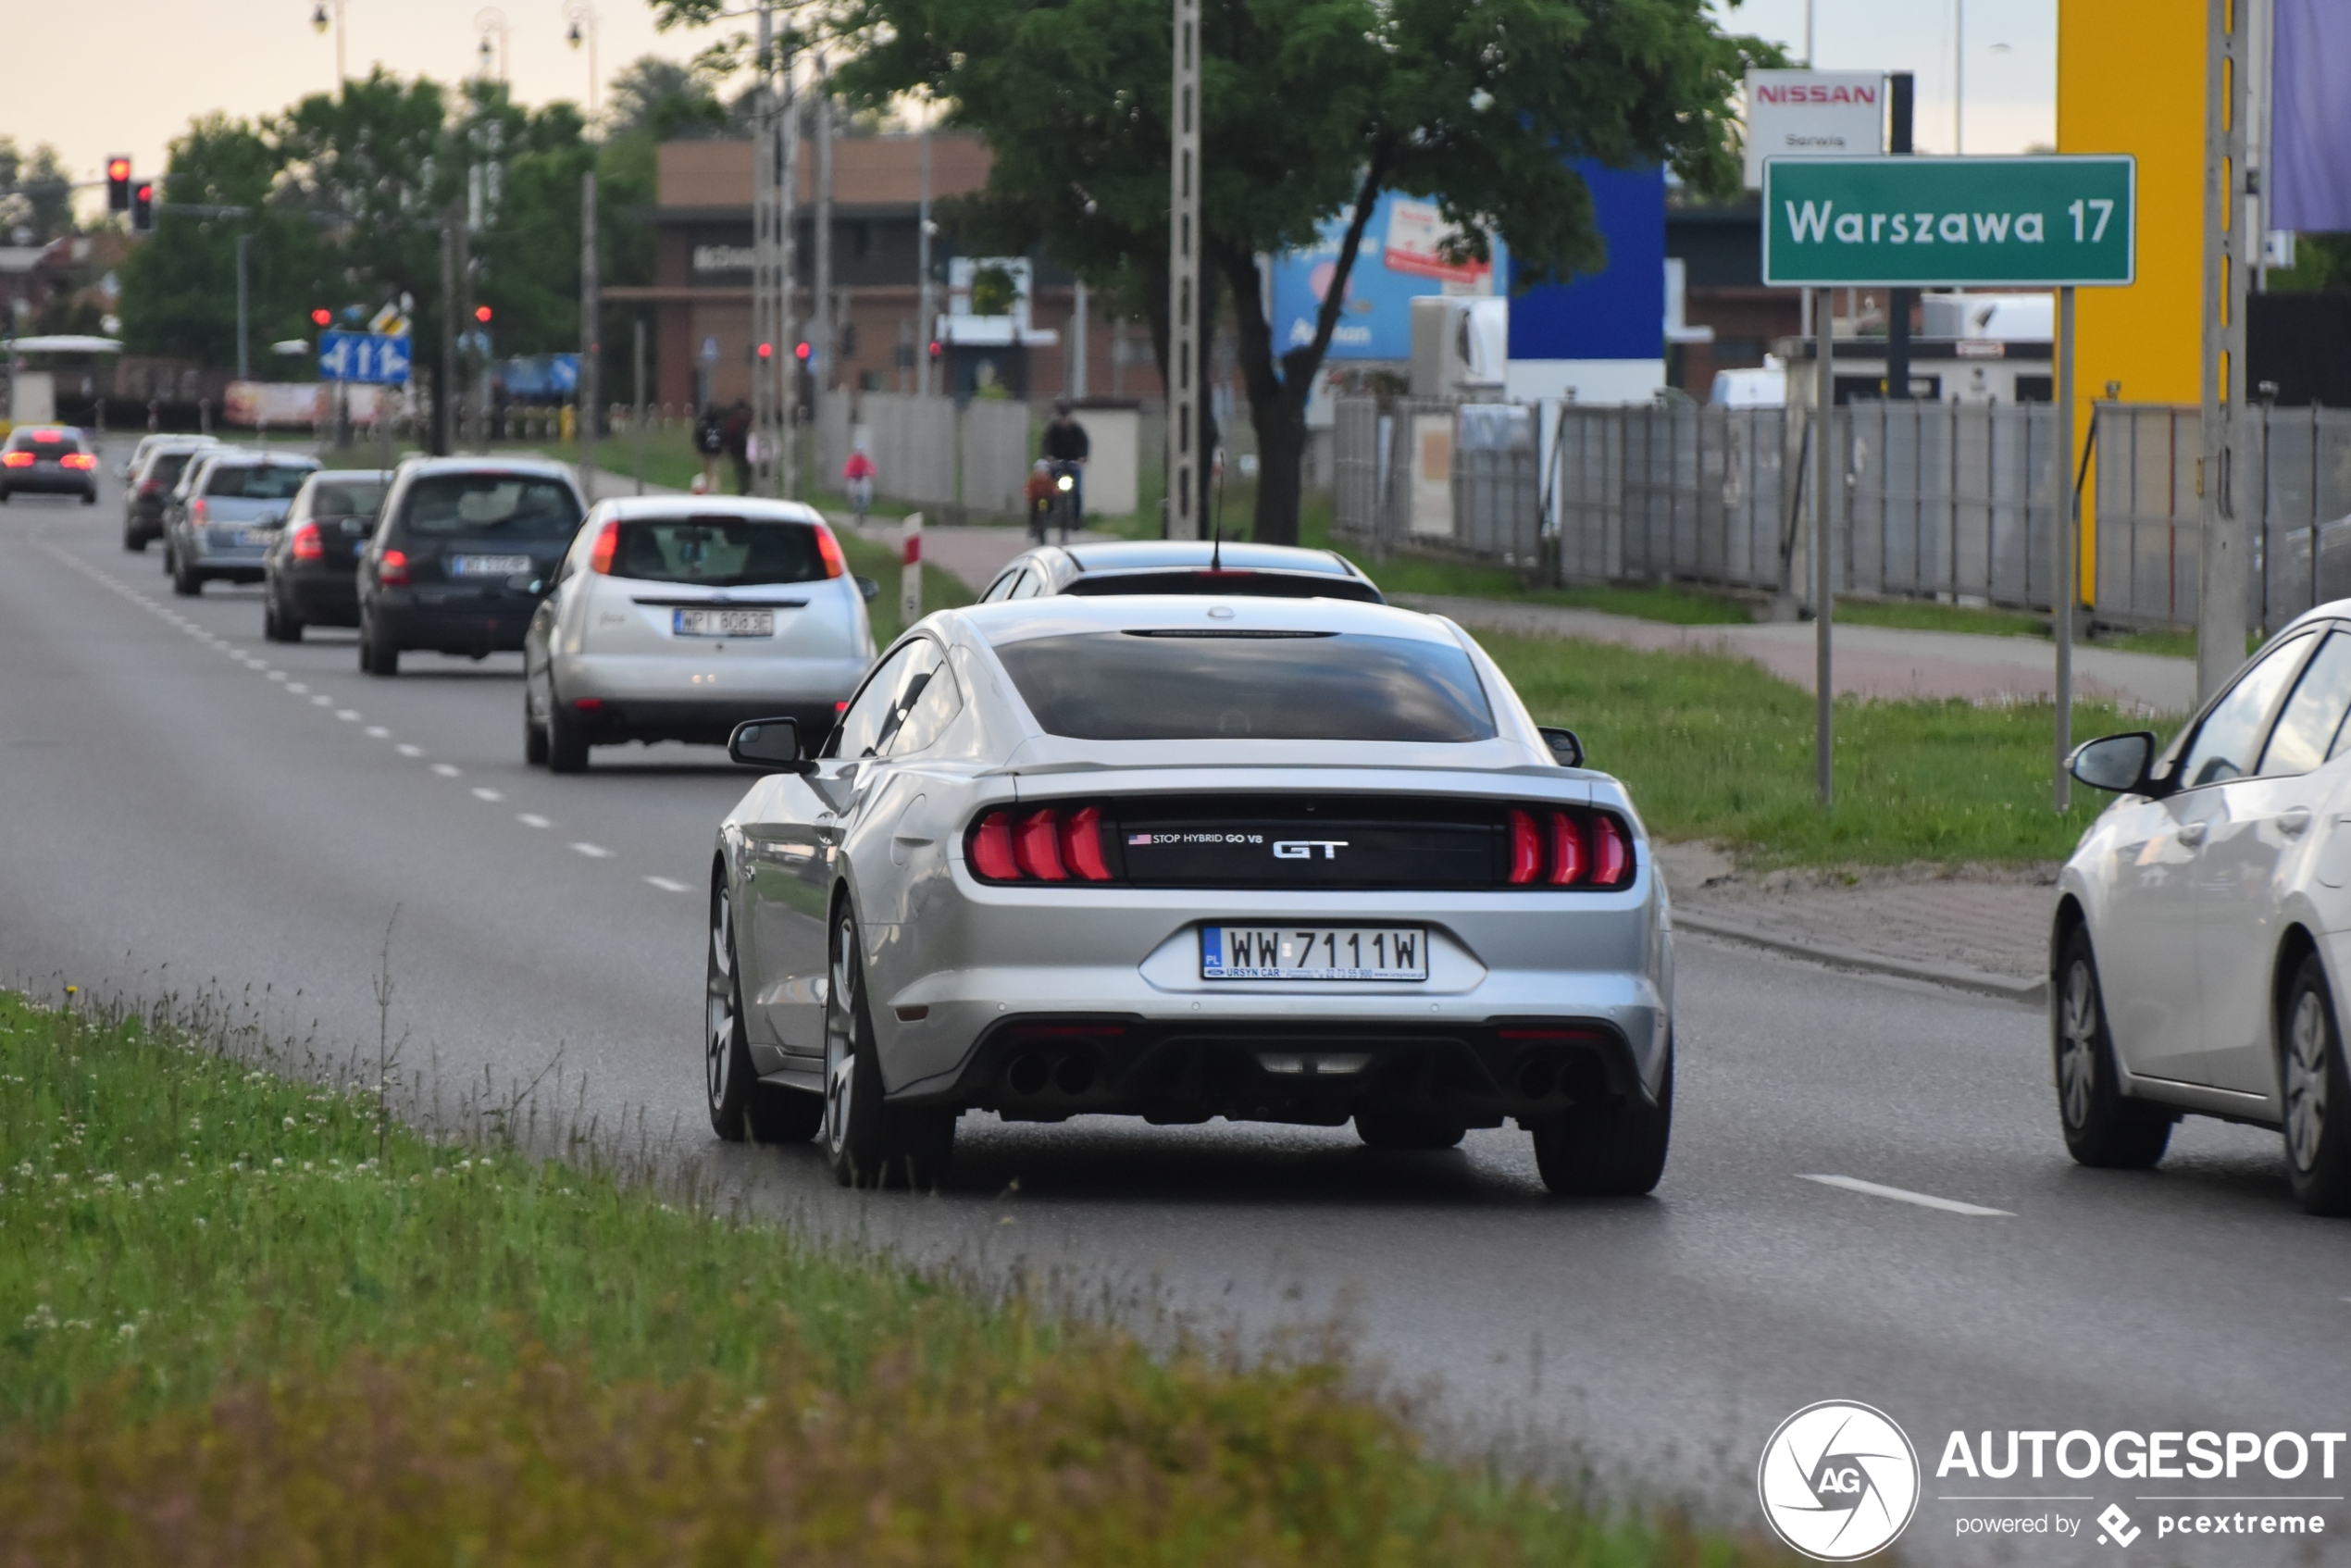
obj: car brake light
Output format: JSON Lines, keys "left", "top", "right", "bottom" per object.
{"left": 969, "top": 805, "right": 1113, "bottom": 884}
{"left": 1548, "top": 812, "right": 1586, "bottom": 886}
{"left": 0, "top": 453, "right": 29, "bottom": 467}
{"left": 290, "top": 522, "right": 325, "bottom": 563}
{"left": 61, "top": 453, "right": 95, "bottom": 470}
{"left": 192, "top": 497, "right": 208, "bottom": 523}
{"left": 1014, "top": 808, "right": 1068, "bottom": 881}
{"left": 814, "top": 523, "right": 846, "bottom": 579}
{"left": 1590, "top": 815, "right": 1631, "bottom": 887}
{"left": 379, "top": 548, "right": 410, "bottom": 586}
{"left": 588, "top": 518, "right": 619, "bottom": 574}
{"left": 139, "top": 478, "right": 160, "bottom": 493}
{"left": 1508, "top": 809, "right": 1540, "bottom": 885}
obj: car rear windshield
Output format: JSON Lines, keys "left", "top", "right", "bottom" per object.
{"left": 7, "top": 429, "right": 74, "bottom": 451}
{"left": 606, "top": 516, "right": 829, "bottom": 586}
{"left": 147, "top": 451, "right": 199, "bottom": 483}
{"left": 206, "top": 464, "right": 316, "bottom": 500}
{"left": 311, "top": 480, "right": 387, "bottom": 518}
{"left": 990, "top": 629, "right": 1497, "bottom": 742}
{"left": 400, "top": 474, "right": 582, "bottom": 539}
{"left": 1065, "top": 570, "right": 1382, "bottom": 603}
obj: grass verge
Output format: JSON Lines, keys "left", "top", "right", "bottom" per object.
{"left": 0, "top": 993, "right": 1791, "bottom": 1565}
{"left": 1487, "top": 633, "right": 2142, "bottom": 867}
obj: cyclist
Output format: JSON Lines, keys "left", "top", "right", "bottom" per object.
{"left": 1039, "top": 398, "right": 1089, "bottom": 528}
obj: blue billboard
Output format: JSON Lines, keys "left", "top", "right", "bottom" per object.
{"left": 1266, "top": 192, "right": 1509, "bottom": 363}
{"left": 1506, "top": 162, "right": 1665, "bottom": 363}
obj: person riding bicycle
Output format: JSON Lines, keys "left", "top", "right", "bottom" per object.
{"left": 1039, "top": 398, "right": 1089, "bottom": 528}
{"left": 842, "top": 447, "right": 877, "bottom": 525}
{"left": 1025, "top": 459, "right": 1063, "bottom": 543}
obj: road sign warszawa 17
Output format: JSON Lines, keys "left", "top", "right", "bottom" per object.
{"left": 1763, "top": 156, "right": 2136, "bottom": 288}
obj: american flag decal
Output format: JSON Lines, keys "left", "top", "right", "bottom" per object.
{"left": 1127, "top": 832, "right": 1154, "bottom": 845}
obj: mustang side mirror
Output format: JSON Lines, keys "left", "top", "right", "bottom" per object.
{"left": 1538, "top": 726, "right": 1585, "bottom": 768}
{"left": 2070, "top": 731, "right": 2157, "bottom": 794}
{"left": 728, "top": 716, "right": 816, "bottom": 774}
{"left": 855, "top": 575, "right": 880, "bottom": 603}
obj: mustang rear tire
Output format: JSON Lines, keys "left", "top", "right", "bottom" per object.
{"left": 1354, "top": 1109, "right": 1466, "bottom": 1151}
{"left": 2283, "top": 954, "right": 2351, "bottom": 1215}
{"left": 1531, "top": 1044, "right": 1672, "bottom": 1196}
{"left": 2054, "top": 927, "right": 2172, "bottom": 1169}
{"left": 707, "top": 883, "right": 823, "bottom": 1144}
{"left": 822, "top": 909, "right": 953, "bottom": 1189}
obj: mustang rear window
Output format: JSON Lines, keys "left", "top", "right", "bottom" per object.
{"left": 606, "top": 516, "right": 827, "bottom": 586}
{"left": 991, "top": 630, "right": 1497, "bottom": 742}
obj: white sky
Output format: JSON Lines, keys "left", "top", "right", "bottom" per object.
{"left": 5, "top": 0, "right": 2057, "bottom": 221}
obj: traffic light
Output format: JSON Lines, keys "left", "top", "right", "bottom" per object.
{"left": 927, "top": 339, "right": 942, "bottom": 363}
{"left": 131, "top": 182, "right": 154, "bottom": 232}
{"left": 473, "top": 305, "right": 491, "bottom": 323}
{"left": 755, "top": 342, "right": 773, "bottom": 360}
{"left": 311, "top": 308, "right": 333, "bottom": 328}
{"left": 794, "top": 341, "right": 811, "bottom": 362}
{"left": 106, "top": 157, "right": 131, "bottom": 213}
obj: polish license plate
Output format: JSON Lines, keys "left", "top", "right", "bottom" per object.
{"left": 674, "top": 607, "right": 775, "bottom": 638}
{"left": 448, "top": 554, "right": 532, "bottom": 577}
{"left": 1200, "top": 926, "right": 1427, "bottom": 981}
{"left": 235, "top": 528, "right": 274, "bottom": 546}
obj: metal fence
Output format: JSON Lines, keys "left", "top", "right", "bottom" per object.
{"left": 846, "top": 392, "right": 1036, "bottom": 519}
{"left": 1333, "top": 397, "right": 1543, "bottom": 567}
{"left": 2091, "top": 403, "right": 2351, "bottom": 633}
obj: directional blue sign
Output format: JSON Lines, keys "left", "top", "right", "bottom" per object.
{"left": 318, "top": 330, "right": 413, "bottom": 386}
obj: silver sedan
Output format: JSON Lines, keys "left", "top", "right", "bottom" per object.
{"left": 703, "top": 593, "right": 1673, "bottom": 1193}
{"left": 2061, "top": 603, "right": 2351, "bottom": 1213}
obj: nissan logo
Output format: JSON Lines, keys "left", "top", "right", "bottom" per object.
{"left": 1272, "top": 840, "right": 1347, "bottom": 860}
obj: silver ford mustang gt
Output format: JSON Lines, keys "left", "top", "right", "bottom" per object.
{"left": 703, "top": 593, "right": 1674, "bottom": 1195}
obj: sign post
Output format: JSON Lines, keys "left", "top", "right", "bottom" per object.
{"left": 1762, "top": 154, "right": 2136, "bottom": 811}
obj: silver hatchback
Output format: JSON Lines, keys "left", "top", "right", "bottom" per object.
{"left": 702, "top": 594, "right": 1672, "bottom": 1194}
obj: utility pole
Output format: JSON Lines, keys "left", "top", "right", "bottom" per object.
{"left": 778, "top": 51, "right": 801, "bottom": 499}
{"left": 234, "top": 232, "right": 252, "bottom": 382}
{"left": 916, "top": 130, "right": 935, "bottom": 398}
{"left": 439, "top": 215, "right": 458, "bottom": 456}
{"left": 813, "top": 53, "right": 834, "bottom": 484}
{"left": 2198, "top": 0, "right": 2252, "bottom": 702}
{"left": 579, "top": 168, "right": 599, "bottom": 505}
{"left": 751, "top": 3, "right": 781, "bottom": 497}
{"left": 1166, "top": 0, "right": 1202, "bottom": 540}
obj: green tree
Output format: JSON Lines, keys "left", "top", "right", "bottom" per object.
{"left": 667, "top": 0, "right": 1773, "bottom": 541}
{"left": 0, "top": 139, "right": 76, "bottom": 245}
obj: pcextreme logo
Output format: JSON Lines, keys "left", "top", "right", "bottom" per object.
{"left": 1758, "top": 1400, "right": 1922, "bottom": 1562}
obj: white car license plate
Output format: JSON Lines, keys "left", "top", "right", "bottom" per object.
{"left": 236, "top": 528, "right": 274, "bottom": 546}
{"left": 448, "top": 554, "right": 532, "bottom": 578}
{"left": 673, "top": 607, "right": 775, "bottom": 638}
{"left": 1200, "top": 926, "right": 1427, "bottom": 981}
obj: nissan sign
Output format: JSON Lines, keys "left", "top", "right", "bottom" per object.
{"left": 1743, "top": 70, "right": 1886, "bottom": 189}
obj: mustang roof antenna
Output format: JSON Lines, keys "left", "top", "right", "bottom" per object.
{"left": 1210, "top": 521, "right": 1222, "bottom": 572}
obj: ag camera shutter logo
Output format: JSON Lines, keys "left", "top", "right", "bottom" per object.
{"left": 1758, "top": 1400, "right": 1921, "bottom": 1561}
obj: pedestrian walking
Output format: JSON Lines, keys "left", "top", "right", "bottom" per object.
{"left": 843, "top": 446, "right": 877, "bottom": 525}
{"left": 692, "top": 404, "right": 727, "bottom": 493}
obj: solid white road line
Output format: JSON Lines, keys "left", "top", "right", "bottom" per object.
{"left": 643, "top": 877, "right": 690, "bottom": 893}
{"left": 431, "top": 763, "right": 461, "bottom": 778}
{"left": 470, "top": 788, "right": 504, "bottom": 803}
{"left": 570, "top": 842, "right": 613, "bottom": 859}
{"left": 1797, "top": 1174, "right": 2013, "bottom": 1217}
{"left": 517, "top": 814, "right": 552, "bottom": 828}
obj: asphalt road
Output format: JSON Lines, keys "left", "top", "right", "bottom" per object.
{"left": 4, "top": 447, "right": 2346, "bottom": 1564}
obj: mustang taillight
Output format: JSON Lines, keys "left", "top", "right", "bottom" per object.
{"left": 969, "top": 805, "right": 1113, "bottom": 884}
{"left": 290, "top": 522, "right": 325, "bottom": 563}
{"left": 1511, "top": 807, "right": 1634, "bottom": 890}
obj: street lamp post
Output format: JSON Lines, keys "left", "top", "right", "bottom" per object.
{"left": 475, "top": 7, "right": 508, "bottom": 82}
{"left": 565, "top": 3, "right": 601, "bottom": 118}
{"left": 311, "top": 0, "right": 347, "bottom": 87}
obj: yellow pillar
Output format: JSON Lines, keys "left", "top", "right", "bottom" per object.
{"left": 2059, "top": 0, "right": 2206, "bottom": 606}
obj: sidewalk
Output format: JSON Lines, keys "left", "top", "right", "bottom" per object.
{"left": 1654, "top": 841, "right": 2052, "bottom": 1002}
{"left": 1394, "top": 591, "right": 2196, "bottom": 716}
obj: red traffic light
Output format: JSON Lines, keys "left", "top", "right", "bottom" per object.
{"left": 311, "top": 308, "right": 333, "bottom": 327}
{"left": 927, "top": 340, "right": 942, "bottom": 361}
{"left": 106, "top": 156, "right": 132, "bottom": 213}
{"left": 473, "top": 305, "right": 492, "bottom": 323}
{"left": 755, "top": 342, "right": 773, "bottom": 359}
{"left": 131, "top": 182, "right": 155, "bottom": 232}
{"left": 794, "top": 341, "right": 811, "bottom": 361}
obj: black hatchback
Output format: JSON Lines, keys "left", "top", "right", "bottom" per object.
{"left": 356, "top": 457, "right": 587, "bottom": 676}
{"left": 0, "top": 426, "right": 98, "bottom": 504}
{"left": 262, "top": 468, "right": 392, "bottom": 641}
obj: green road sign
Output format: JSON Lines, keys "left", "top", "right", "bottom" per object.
{"left": 1762, "top": 155, "right": 2135, "bottom": 288}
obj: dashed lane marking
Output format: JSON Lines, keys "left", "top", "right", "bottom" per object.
{"left": 643, "top": 876, "right": 690, "bottom": 893}
{"left": 570, "top": 842, "right": 614, "bottom": 859}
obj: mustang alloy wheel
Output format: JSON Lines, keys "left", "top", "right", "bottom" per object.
{"left": 706, "top": 881, "right": 819, "bottom": 1144}
{"left": 2283, "top": 954, "right": 2351, "bottom": 1215}
{"left": 822, "top": 908, "right": 952, "bottom": 1189}
{"left": 2054, "top": 927, "right": 2172, "bottom": 1169}
{"left": 1531, "top": 1042, "right": 1672, "bottom": 1196}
